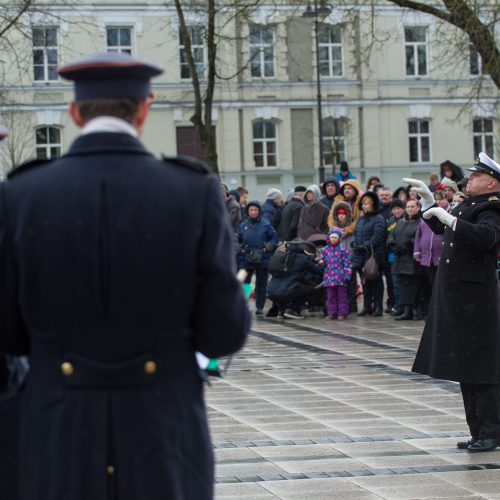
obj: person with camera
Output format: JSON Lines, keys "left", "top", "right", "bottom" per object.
{"left": 351, "top": 192, "right": 386, "bottom": 316}
{"left": 238, "top": 201, "right": 278, "bottom": 315}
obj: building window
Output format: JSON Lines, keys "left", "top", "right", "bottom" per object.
{"left": 405, "top": 26, "right": 428, "bottom": 76}
{"left": 318, "top": 24, "right": 343, "bottom": 77}
{"left": 179, "top": 25, "right": 205, "bottom": 80}
{"left": 106, "top": 27, "right": 133, "bottom": 54}
{"left": 33, "top": 28, "right": 58, "bottom": 82}
{"left": 36, "top": 127, "right": 61, "bottom": 159}
{"left": 469, "top": 46, "right": 482, "bottom": 75}
{"left": 249, "top": 26, "right": 275, "bottom": 78}
{"left": 473, "top": 118, "right": 494, "bottom": 158}
{"left": 253, "top": 120, "right": 277, "bottom": 168}
{"left": 322, "top": 118, "right": 346, "bottom": 166}
{"left": 408, "top": 119, "right": 430, "bottom": 162}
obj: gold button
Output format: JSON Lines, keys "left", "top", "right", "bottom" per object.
{"left": 441, "top": 242, "right": 444, "bottom": 246}
{"left": 472, "top": 202, "right": 476, "bottom": 205}
{"left": 446, "top": 259, "right": 450, "bottom": 264}
{"left": 106, "top": 465, "right": 114, "bottom": 475}
{"left": 144, "top": 361, "right": 157, "bottom": 374}
{"left": 459, "top": 211, "right": 462, "bottom": 215}
{"left": 60, "top": 362, "right": 74, "bottom": 376}
{"left": 450, "top": 242, "right": 454, "bottom": 247}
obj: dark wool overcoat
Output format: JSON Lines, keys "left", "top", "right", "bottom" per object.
{"left": 412, "top": 192, "right": 500, "bottom": 383}
{"left": 0, "top": 132, "right": 250, "bottom": 500}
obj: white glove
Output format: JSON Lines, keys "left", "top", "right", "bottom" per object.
{"left": 423, "top": 207, "right": 457, "bottom": 229}
{"left": 402, "top": 178, "right": 434, "bottom": 205}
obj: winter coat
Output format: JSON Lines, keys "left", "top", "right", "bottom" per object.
{"left": 386, "top": 215, "right": 425, "bottom": 275}
{"left": 278, "top": 197, "right": 305, "bottom": 241}
{"left": 237, "top": 210, "right": 279, "bottom": 270}
{"left": 321, "top": 229, "right": 352, "bottom": 286}
{"left": 330, "top": 200, "right": 354, "bottom": 250}
{"left": 225, "top": 195, "right": 241, "bottom": 233}
{"left": 319, "top": 176, "right": 340, "bottom": 210}
{"left": 261, "top": 199, "right": 281, "bottom": 225}
{"left": 412, "top": 192, "right": 500, "bottom": 383}
{"left": 414, "top": 217, "right": 444, "bottom": 267}
{"left": 267, "top": 241, "right": 323, "bottom": 300}
{"left": 297, "top": 185, "right": 330, "bottom": 240}
{"left": 327, "top": 179, "right": 362, "bottom": 237}
{"left": 0, "top": 132, "right": 250, "bottom": 500}
{"left": 351, "top": 192, "right": 386, "bottom": 270}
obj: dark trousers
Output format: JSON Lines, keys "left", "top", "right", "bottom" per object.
{"left": 363, "top": 274, "right": 383, "bottom": 311}
{"left": 460, "top": 382, "right": 500, "bottom": 439}
{"left": 347, "top": 272, "right": 358, "bottom": 313}
{"left": 380, "top": 261, "right": 395, "bottom": 308}
{"left": 273, "top": 284, "right": 316, "bottom": 313}
{"left": 325, "top": 285, "right": 349, "bottom": 317}
{"left": 425, "top": 265, "right": 437, "bottom": 286}
{"left": 245, "top": 267, "right": 269, "bottom": 310}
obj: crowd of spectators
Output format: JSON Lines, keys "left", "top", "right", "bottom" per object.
{"left": 223, "top": 159, "right": 474, "bottom": 321}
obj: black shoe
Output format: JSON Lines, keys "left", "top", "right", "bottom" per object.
{"left": 357, "top": 308, "right": 371, "bottom": 317}
{"left": 467, "top": 439, "right": 499, "bottom": 452}
{"left": 394, "top": 307, "right": 413, "bottom": 321}
{"left": 391, "top": 307, "right": 403, "bottom": 316}
{"left": 255, "top": 309, "right": 263, "bottom": 316}
{"left": 266, "top": 305, "right": 279, "bottom": 318}
{"left": 372, "top": 308, "right": 383, "bottom": 317}
{"left": 457, "top": 438, "right": 479, "bottom": 449}
{"left": 284, "top": 309, "right": 304, "bottom": 319}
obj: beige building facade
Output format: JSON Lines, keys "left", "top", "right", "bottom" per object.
{"left": 0, "top": 2, "right": 498, "bottom": 197}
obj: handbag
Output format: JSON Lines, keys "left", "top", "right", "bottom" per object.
{"left": 362, "top": 246, "right": 379, "bottom": 281}
{"left": 245, "top": 248, "right": 264, "bottom": 265}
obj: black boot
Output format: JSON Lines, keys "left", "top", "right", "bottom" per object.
{"left": 394, "top": 306, "right": 413, "bottom": 321}
{"left": 413, "top": 303, "right": 425, "bottom": 321}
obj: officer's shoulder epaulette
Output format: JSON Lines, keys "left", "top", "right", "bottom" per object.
{"left": 6, "top": 158, "right": 53, "bottom": 180}
{"left": 162, "top": 154, "right": 211, "bottom": 174}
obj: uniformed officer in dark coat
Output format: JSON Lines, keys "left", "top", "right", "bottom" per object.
{"left": 404, "top": 152, "right": 500, "bottom": 453}
{"left": 0, "top": 53, "right": 250, "bottom": 500}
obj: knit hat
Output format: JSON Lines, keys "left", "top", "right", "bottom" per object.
{"left": 228, "top": 189, "right": 240, "bottom": 203}
{"left": 436, "top": 178, "right": 458, "bottom": 193}
{"left": 336, "top": 207, "right": 347, "bottom": 215}
{"left": 294, "top": 185, "right": 307, "bottom": 193}
{"left": 266, "top": 188, "right": 283, "bottom": 200}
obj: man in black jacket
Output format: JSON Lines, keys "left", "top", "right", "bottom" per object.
{"left": 0, "top": 52, "right": 250, "bottom": 499}
{"left": 277, "top": 185, "right": 306, "bottom": 241}
{"left": 405, "top": 153, "right": 500, "bottom": 453}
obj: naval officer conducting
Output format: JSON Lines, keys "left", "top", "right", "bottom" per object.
{"left": 0, "top": 53, "right": 250, "bottom": 499}
{"left": 405, "top": 153, "right": 500, "bottom": 453}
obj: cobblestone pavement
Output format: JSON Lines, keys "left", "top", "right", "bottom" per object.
{"left": 207, "top": 312, "right": 500, "bottom": 499}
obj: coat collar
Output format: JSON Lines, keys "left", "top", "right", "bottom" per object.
{"left": 64, "top": 132, "right": 152, "bottom": 158}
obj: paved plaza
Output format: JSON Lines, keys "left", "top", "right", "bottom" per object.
{"left": 208, "top": 312, "right": 500, "bottom": 499}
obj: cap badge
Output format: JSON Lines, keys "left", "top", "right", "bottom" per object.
{"left": 488, "top": 196, "right": 499, "bottom": 201}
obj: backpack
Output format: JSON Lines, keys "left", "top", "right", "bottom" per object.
{"left": 268, "top": 242, "right": 295, "bottom": 277}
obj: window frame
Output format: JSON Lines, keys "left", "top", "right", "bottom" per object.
{"left": 179, "top": 24, "right": 206, "bottom": 80}
{"left": 32, "top": 27, "right": 59, "bottom": 82}
{"left": 249, "top": 25, "right": 276, "bottom": 79}
{"left": 252, "top": 119, "right": 279, "bottom": 169}
{"left": 318, "top": 24, "right": 343, "bottom": 78}
{"left": 106, "top": 26, "right": 134, "bottom": 55}
{"left": 404, "top": 26, "right": 428, "bottom": 77}
{"left": 322, "top": 117, "right": 347, "bottom": 167}
{"left": 35, "top": 126, "right": 62, "bottom": 160}
{"left": 472, "top": 118, "right": 495, "bottom": 159}
{"left": 408, "top": 119, "right": 431, "bottom": 163}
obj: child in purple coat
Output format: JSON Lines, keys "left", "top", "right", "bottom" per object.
{"left": 321, "top": 227, "right": 352, "bottom": 319}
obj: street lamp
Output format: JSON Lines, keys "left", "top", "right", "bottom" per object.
{"left": 303, "top": 0, "right": 331, "bottom": 185}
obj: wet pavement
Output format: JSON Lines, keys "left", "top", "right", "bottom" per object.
{"left": 207, "top": 312, "right": 500, "bottom": 499}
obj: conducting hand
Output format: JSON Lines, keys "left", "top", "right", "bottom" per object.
{"left": 402, "top": 178, "right": 434, "bottom": 205}
{"left": 423, "top": 207, "right": 457, "bottom": 228}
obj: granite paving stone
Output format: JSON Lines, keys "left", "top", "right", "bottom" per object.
{"left": 206, "top": 310, "right": 500, "bottom": 498}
